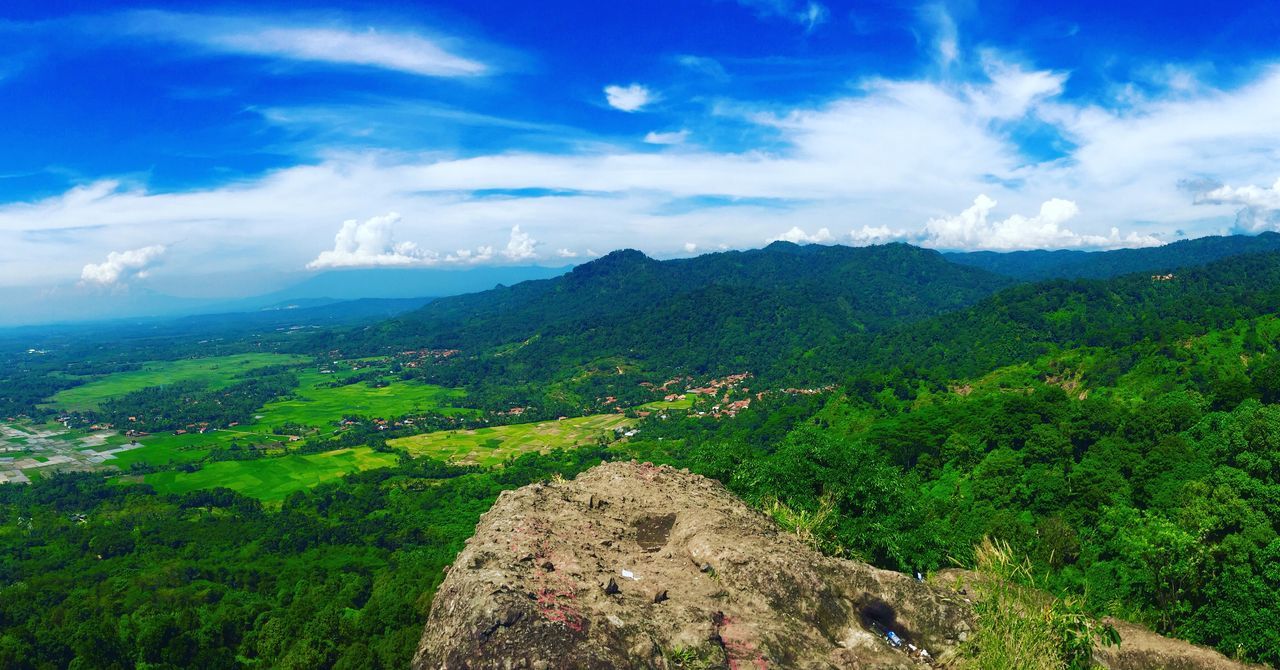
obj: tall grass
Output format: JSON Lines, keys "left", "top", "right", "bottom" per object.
{"left": 958, "top": 538, "right": 1118, "bottom": 670}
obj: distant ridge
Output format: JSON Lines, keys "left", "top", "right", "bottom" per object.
{"left": 350, "top": 242, "right": 1014, "bottom": 377}
{"left": 944, "top": 232, "right": 1280, "bottom": 280}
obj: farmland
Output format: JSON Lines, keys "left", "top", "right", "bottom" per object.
{"left": 47, "top": 353, "right": 310, "bottom": 411}
{"left": 388, "top": 413, "right": 633, "bottom": 466}
{"left": 257, "top": 370, "right": 473, "bottom": 429}
{"left": 143, "top": 446, "right": 399, "bottom": 502}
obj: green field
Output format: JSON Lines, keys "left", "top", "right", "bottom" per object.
{"left": 143, "top": 447, "right": 398, "bottom": 501}
{"left": 48, "top": 353, "right": 310, "bottom": 411}
{"left": 256, "top": 370, "right": 472, "bottom": 429}
{"left": 640, "top": 395, "right": 696, "bottom": 410}
{"left": 388, "top": 413, "right": 632, "bottom": 466}
{"left": 49, "top": 360, "right": 473, "bottom": 469}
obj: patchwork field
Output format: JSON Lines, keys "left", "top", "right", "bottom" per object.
{"left": 144, "top": 447, "right": 398, "bottom": 501}
{"left": 42, "top": 359, "right": 472, "bottom": 469}
{"left": 48, "top": 353, "right": 310, "bottom": 411}
{"left": 388, "top": 413, "right": 633, "bottom": 467}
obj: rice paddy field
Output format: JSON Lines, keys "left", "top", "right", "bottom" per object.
{"left": 36, "top": 355, "right": 474, "bottom": 472}
{"left": 143, "top": 447, "right": 399, "bottom": 502}
{"left": 257, "top": 370, "right": 473, "bottom": 428}
{"left": 388, "top": 413, "right": 633, "bottom": 467}
{"left": 47, "top": 353, "right": 310, "bottom": 411}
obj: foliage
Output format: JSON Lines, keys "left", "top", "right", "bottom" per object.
{"left": 958, "top": 538, "right": 1119, "bottom": 670}
{"left": 0, "top": 448, "right": 609, "bottom": 669}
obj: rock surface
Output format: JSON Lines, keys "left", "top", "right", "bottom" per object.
{"left": 414, "top": 461, "right": 1265, "bottom": 670}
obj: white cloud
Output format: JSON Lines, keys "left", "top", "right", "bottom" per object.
{"left": 644, "top": 129, "right": 689, "bottom": 145}
{"left": 604, "top": 84, "right": 654, "bottom": 112}
{"left": 684, "top": 242, "right": 698, "bottom": 253}
{"left": 12, "top": 50, "right": 1280, "bottom": 287}
{"left": 1195, "top": 177, "right": 1280, "bottom": 232}
{"left": 676, "top": 55, "right": 728, "bottom": 80}
{"left": 444, "top": 246, "right": 493, "bottom": 264}
{"left": 307, "top": 212, "right": 431, "bottom": 269}
{"left": 556, "top": 248, "right": 578, "bottom": 258}
{"left": 80, "top": 245, "right": 166, "bottom": 285}
{"left": 921, "top": 195, "right": 1161, "bottom": 250}
{"left": 120, "top": 10, "right": 487, "bottom": 77}
{"left": 769, "top": 227, "right": 833, "bottom": 244}
{"left": 501, "top": 225, "right": 537, "bottom": 261}
{"left": 735, "top": 0, "right": 829, "bottom": 32}
{"left": 849, "top": 225, "right": 908, "bottom": 246}
{"left": 919, "top": 3, "right": 959, "bottom": 67}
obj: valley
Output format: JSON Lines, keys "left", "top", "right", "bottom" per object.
{"left": 3, "top": 240, "right": 1280, "bottom": 668}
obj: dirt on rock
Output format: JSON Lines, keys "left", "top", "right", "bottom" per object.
{"left": 413, "top": 461, "right": 1265, "bottom": 670}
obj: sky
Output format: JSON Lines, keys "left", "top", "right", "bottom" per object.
{"left": 3, "top": 0, "right": 1280, "bottom": 301}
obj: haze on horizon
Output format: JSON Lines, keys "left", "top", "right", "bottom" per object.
{"left": 3, "top": 0, "right": 1280, "bottom": 305}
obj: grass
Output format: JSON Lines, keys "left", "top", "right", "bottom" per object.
{"left": 639, "top": 396, "right": 696, "bottom": 410}
{"left": 957, "top": 538, "right": 1118, "bottom": 670}
{"left": 256, "top": 371, "right": 472, "bottom": 429}
{"left": 48, "top": 353, "right": 310, "bottom": 411}
{"left": 71, "top": 367, "right": 472, "bottom": 469}
{"left": 388, "top": 413, "right": 633, "bottom": 467}
{"left": 144, "top": 447, "right": 398, "bottom": 502}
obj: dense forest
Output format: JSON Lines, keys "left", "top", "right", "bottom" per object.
{"left": 4, "top": 237, "right": 1280, "bottom": 667}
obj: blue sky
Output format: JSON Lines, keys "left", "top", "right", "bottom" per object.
{"left": 3, "top": 0, "right": 1280, "bottom": 297}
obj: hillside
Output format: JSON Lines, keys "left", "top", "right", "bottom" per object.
{"left": 944, "top": 232, "right": 1280, "bottom": 280}
{"left": 813, "top": 250, "right": 1280, "bottom": 383}
{"left": 339, "top": 243, "right": 1012, "bottom": 381}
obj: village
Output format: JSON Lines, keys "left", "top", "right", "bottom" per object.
{"left": 0, "top": 420, "right": 142, "bottom": 485}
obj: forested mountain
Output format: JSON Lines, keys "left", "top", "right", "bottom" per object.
{"left": 325, "top": 242, "right": 1012, "bottom": 378}
{"left": 944, "top": 231, "right": 1280, "bottom": 280}
{"left": 816, "top": 250, "right": 1280, "bottom": 384}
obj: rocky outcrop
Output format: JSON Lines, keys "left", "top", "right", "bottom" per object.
{"left": 414, "top": 461, "right": 970, "bottom": 669}
{"left": 414, "top": 461, "right": 1265, "bottom": 670}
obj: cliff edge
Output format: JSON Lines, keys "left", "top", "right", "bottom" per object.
{"left": 414, "top": 461, "right": 1264, "bottom": 670}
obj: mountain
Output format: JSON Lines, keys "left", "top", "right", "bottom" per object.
{"left": 351, "top": 242, "right": 1015, "bottom": 377}
{"left": 819, "top": 249, "right": 1280, "bottom": 383}
{"left": 225, "top": 264, "right": 573, "bottom": 311}
{"left": 943, "top": 232, "right": 1280, "bottom": 280}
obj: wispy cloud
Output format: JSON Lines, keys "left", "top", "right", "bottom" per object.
{"left": 644, "top": 129, "right": 689, "bottom": 145}
{"left": 604, "top": 83, "right": 655, "bottom": 112}
{"left": 117, "top": 10, "right": 488, "bottom": 77}
{"left": 8, "top": 51, "right": 1280, "bottom": 284}
{"left": 734, "top": 0, "right": 829, "bottom": 32}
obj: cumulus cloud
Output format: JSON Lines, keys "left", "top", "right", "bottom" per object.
{"left": 502, "top": 225, "right": 537, "bottom": 261}
{"left": 1194, "top": 177, "right": 1280, "bottom": 232}
{"left": 921, "top": 195, "right": 1161, "bottom": 250}
{"left": 307, "top": 212, "right": 430, "bottom": 269}
{"left": 444, "top": 246, "right": 493, "bottom": 264}
{"left": 604, "top": 84, "right": 654, "bottom": 112}
{"left": 644, "top": 129, "right": 689, "bottom": 145}
{"left": 556, "top": 248, "right": 578, "bottom": 258}
{"left": 119, "top": 11, "right": 487, "bottom": 77}
{"left": 769, "top": 227, "right": 833, "bottom": 244}
{"left": 684, "top": 242, "right": 698, "bottom": 253}
{"left": 80, "top": 245, "right": 166, "bottom": 285}
{"left": 13, "top": 48, "right": 1280, "bottom": 286}
{"left": 849, "top": 225, "right": 908, "bottom": 246}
